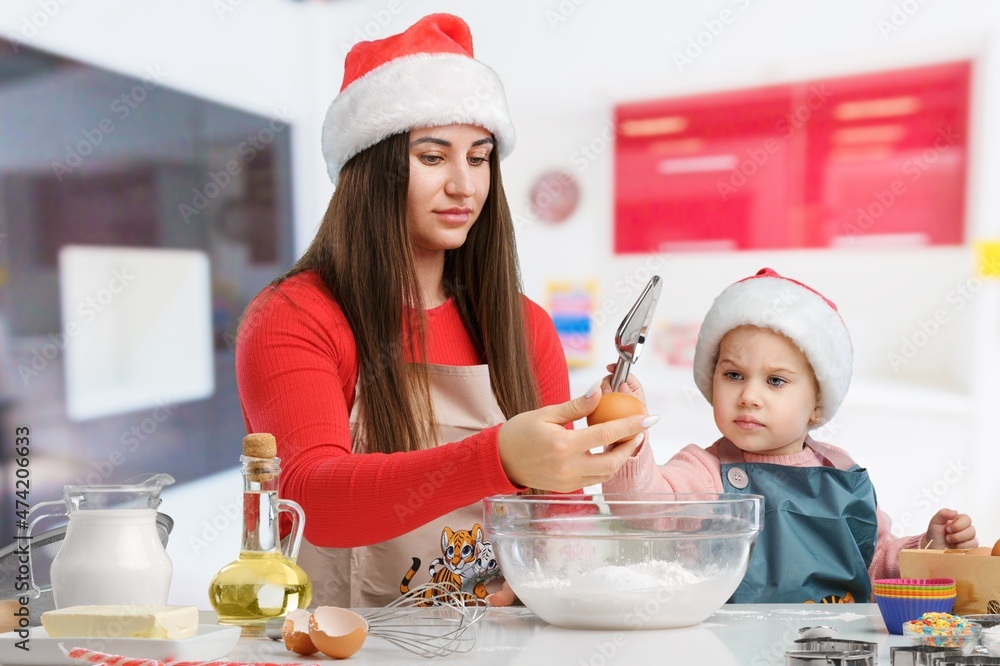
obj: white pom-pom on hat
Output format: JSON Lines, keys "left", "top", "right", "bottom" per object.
{"left": 692, "top": 268, "right": 853, "bottom": 426}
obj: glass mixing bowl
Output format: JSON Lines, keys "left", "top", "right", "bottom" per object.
{"left": 483, "top": 493, "right": 763, "bottom": 630}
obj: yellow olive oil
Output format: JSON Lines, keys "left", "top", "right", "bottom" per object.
{"left": 209, "top": 551, "right": 312, "bottom": 636}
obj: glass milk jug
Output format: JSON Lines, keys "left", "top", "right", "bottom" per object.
{"left": 208, "top": 433, "right": 312, "bottom": 636}
{"left": 23, "top": 473, "right": 175, "bottom": 609}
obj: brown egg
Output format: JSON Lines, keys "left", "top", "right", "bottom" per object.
{"left": 308, "top": 606, "right": 369, "bottom": 659}
{"left": 281, "top": 609, "right": 317, "bottom": 656}
{"left": 587, "top": 392, "right": 647, "bottom": 444}
{"left": 991, "top": 538, "right": 1000, "bottom": 557}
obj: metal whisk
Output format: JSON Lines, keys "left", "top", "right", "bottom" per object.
{"left": 362, "top": 582, "right": 488, "bottom": 658}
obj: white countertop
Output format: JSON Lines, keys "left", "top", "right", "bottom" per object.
{"left": 219, "top": 604, "right": 913, "bottom": 665}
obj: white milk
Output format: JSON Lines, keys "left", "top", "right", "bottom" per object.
{"left": 50, "top": 509, "right": 173, "bottom": 608}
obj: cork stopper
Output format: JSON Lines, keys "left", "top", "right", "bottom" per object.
{"left": 243, "top": 433, "right": 277, "bottom": 482}
{"left": 243, "top": 433, "right": 276, "bottom": 458}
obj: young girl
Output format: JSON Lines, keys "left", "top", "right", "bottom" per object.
{"left": 604, "top": 268, "right": 977, "bottom": 603}
{"left": 236, "top": 14, "right": 649, "bottom": 608}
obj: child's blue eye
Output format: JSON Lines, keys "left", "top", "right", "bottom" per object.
{"left": 724, "top": 371, "right": 742, "bottom": 381}
{"left": 767, "top": 376, "right": 787, "bottom": 387}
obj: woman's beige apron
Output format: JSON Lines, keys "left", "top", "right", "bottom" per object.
{"left": 296, "top": 363, "right": 507, "bottom": 608}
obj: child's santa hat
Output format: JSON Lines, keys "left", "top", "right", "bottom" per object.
{"left": 321, "top": 13, "right": 516, "bottom": 185}
{"left": 692, "top": 268, "right": 853, "bottom": 426}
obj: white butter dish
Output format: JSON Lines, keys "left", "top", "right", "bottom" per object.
{"left": 0, "top": 624, "right": 240, "bottom": 666}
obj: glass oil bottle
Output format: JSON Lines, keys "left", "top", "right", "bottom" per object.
{"left": 208, "top": 433, "right": 313, "bottom": 636}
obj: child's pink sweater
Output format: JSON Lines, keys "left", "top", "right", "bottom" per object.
{"left": 604, "top": 439, "right": 921, "bottom": 586}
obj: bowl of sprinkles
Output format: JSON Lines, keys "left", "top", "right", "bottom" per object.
{"left": 902, "top": 612, "right": 982, "bottom": 654}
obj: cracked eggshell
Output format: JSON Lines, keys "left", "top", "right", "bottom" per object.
{"left": 281, "top": 608, "right": 317, "bottom": 656}
{"left": 309, "top": 606, "right": 369, "bottom": 659}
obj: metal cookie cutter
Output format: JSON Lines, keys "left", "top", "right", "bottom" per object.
{"left": 785, "top": 638, "right": 877, "bottom": 666}
{"left": 890, "top": 644, "right": 965, "bottom": 665}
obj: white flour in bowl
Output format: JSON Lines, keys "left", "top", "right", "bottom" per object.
{"left": 513, "top": 560, "right": 745, "bottom": 630}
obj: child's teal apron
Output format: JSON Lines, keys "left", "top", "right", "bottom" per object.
{"left": 718, "top": 436, "right": 878, "bottom": 603}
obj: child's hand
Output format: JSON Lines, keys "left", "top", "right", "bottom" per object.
{"left": 485, "top": 580, "right": 518, "bottom": 606}
{"left": 920, "top": 508, "right": 978, "bottom": 550}
{"left": 600, "top": 365, "right": 653, "bottom": 457}
{"left": 603, "top": 363, "right": 648, "bottom": 405}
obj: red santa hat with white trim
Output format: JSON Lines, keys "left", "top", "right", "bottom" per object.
{"left": 692, "top": 268, "right": 854, "bottom": 426}
{"left": 321, "top": 13, "right": 516, "bottom": 185}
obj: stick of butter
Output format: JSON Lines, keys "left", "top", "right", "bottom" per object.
{"left": 41, "top": 605, "right": 199, "bottom": 639}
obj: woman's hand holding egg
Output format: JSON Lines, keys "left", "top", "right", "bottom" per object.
{"left": 497, "top": 384, "right": 651, "bottom": 493}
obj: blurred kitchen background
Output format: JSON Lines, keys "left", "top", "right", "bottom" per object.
{"left": 1, "top": 0, "right": 998, "bottom": 606}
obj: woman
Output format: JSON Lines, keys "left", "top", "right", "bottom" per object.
{"left": 236, "top": 14, "right": 653, "bottom": 607}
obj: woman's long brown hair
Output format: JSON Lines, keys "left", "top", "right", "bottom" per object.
{"left": 273, "top": 131, "right": 541, "bottom": 455}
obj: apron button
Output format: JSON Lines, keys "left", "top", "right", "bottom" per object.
{"left": 727, "top": 467, "right": 749, "bottom": 489}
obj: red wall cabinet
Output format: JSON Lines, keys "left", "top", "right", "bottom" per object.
{"left": 614, "top": 62, "right": 970, "bottom": 253}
